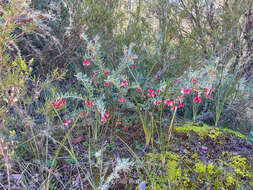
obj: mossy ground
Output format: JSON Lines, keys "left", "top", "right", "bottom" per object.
{"left": 135, "top": 123, "right": 253, "bottom": 190}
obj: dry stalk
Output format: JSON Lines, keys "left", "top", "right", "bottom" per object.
{"left": 0, "top": 140, "right": 11, "bottom": 190}
{"left": 168, "top": 106, "right": 177, "bottom": 142}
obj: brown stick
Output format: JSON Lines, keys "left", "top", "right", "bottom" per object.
{"left": 168, "top": 106, "right": 177, "bottom": 142}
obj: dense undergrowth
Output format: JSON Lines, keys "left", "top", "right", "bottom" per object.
{"left": 0, "top": 0, "right": 252, "bottom": 189}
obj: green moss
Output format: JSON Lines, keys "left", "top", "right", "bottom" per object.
{"left": 194, "top": 162, "right": 206, "bottom": 174}
{"left": 138, "top": 124, "right": 253, "bottom": 189}
{"left": 175, "top": 123, "right": 221, "bottom": 140}
{"left": 222, "top": 128, "right": 245, "bottom": 138}
{"left": 139, "top": 150, "right": 253, "bottom": 190}
{"left": 225, "top": 174, "right": 236, "bottom": 187}
{"left": 174, "top": 123, "right": 246, "bottom": 141}
{"left": 229, "top": 155, "right": 249, "bottom": 177}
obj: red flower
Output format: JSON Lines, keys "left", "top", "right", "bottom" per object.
{"left": 204, "top": 88, "right": 212, "bottom": 99}
{"left": 120, "top": 81, "right": 128, "bottom": 87}
{"left": 101, "top": 116, "right": 107, "bottom": 123}
{"left": 205, "top": 93, "right": 210, "bottom": 99}
{"left": 131, "top": 64, "right": 136, "bottom": 69}
{"left": 83, "top": 100, "right": 95, "bottom": 107}
{"left": 79, "top": 112, "right": 87, "bottom": 117}
{"left": 52, "top": 99, "right": 66, "bottom": 108}
{"left": 124, "top": 125, "right": 129, "bottom": 130}
{"left": 177, "top": 102, "right": 184, "bottom": 108}
{"left": 105, "top": 72, "right": 109, "bottom": 76}
{"left": 136, "top": 88, "right": 141, "bottom": 92}
{"left": 193, "top": 96, "right": 201, "bottom": 103}
{"left": 192, "top": 78, "right": 198, "bottom": 83}
{"left": 147, "top": 88, "right": 154, "bottom": 93}
{"left": 104, "top": 82, "right": 109, "bottom": 86}
{"left": 171, "top": 105, "right": 177, "bottom": 111}
{"left": 101, "top": 113, "right": 109, "bottom": 123}
{"left": 193, "top": 90, "right": 199, "bottom": 94}
{"left": 91, "top": 74, "right": 95, "bottom": 77}
{"left": 156, "top": 89, "right": 162, "bottom": 93}
{"left": 164, "top": 100, "right": 173, "bottom": 106}
{"left": 118, "top": 97, "right": 125, "bottom": 102}
{"left": 154, "top": 101, "right": 162, "bottom": 106}
{"left": 181, "top": 88, "right": 191, "bottom": 94}
{"left": 63, "top": 120, "right": 71, "bottom": 126}
{"left": 83, "top": 60, "right": 90, "bottom": 66}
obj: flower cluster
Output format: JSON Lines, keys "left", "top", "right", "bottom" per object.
{"left": 52, "top": 99, "right": 66, "bottom": 108}
{"left": 83, "top": 100, "right": 95, "bottom": 107}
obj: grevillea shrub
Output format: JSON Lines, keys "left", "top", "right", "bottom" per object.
{"left": 53, "top": 34, "right": 219, "bottom": 147}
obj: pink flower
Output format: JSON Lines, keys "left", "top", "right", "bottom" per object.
{"left": 91, "top": 74, "right": 95, "bottom": 77}
{"left": 154, "top": 101, "right": 162, "bottom": 106}
{"left": 147, "top": 92, "right": 156, "bottom": 97}
{"left": 105, "top": 72, "right": 109, "bottom": 76}
{"left": 155, "top": 76, "right": 159, "bottom": 81}
{"left": 116, "top": 121, "right": 122, "bottom": 125}
{"left": 120, "top": 81, "right": 128, "bottom": 87}
{"left": 164, "top": 100, "right": 173, "bottom": 106}
{"left": 193, "top": 96, "right": 201, "bottom": 103}
{"left": 101, "top": 115, "right": 107, "bottom": 123}
{"left": 147, "top": 89, "right": 154, "bottom": 93}
{"left": 104, "top": 82, "right": 109, "bottom": 86}
{"left": 64, "top": 120, "right": 71, "bottom": 126}
{"left": 136, "top": 88, "right": 141, "bottom": 92}
{"left": 101, "top": 113, "right": 109, "bottom": 123}
{"left": 192, "top": 78, "right": 198, "bottom": 83}
{"left": 177, "top": 102, "right": 184, "bottom": 108}
{"left": 89, "top": 79, "right": 93, "bottom": 83}
{"left": 124, "top": 125, "right": 129, "bottom": 130}
{"left": 83, "top": 60, "right": 90, "bottom": 66}
{"left": 181, "top": 88, "right": 191, "bottom": 94}
{"left": 118, "top": 97, "right": 125, "bottom": 102}
{"left": 131, "top": 64, "right": 136, "bottom": 69}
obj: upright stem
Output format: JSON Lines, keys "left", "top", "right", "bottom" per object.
{"left": 193, "top": 103, "right": 197, "bottom": 122}
{"left": 168, "top": 106, "right": 177, "bottom": 142}
{"left": 0, "top": 141, "right": 11, "bottom": 190}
